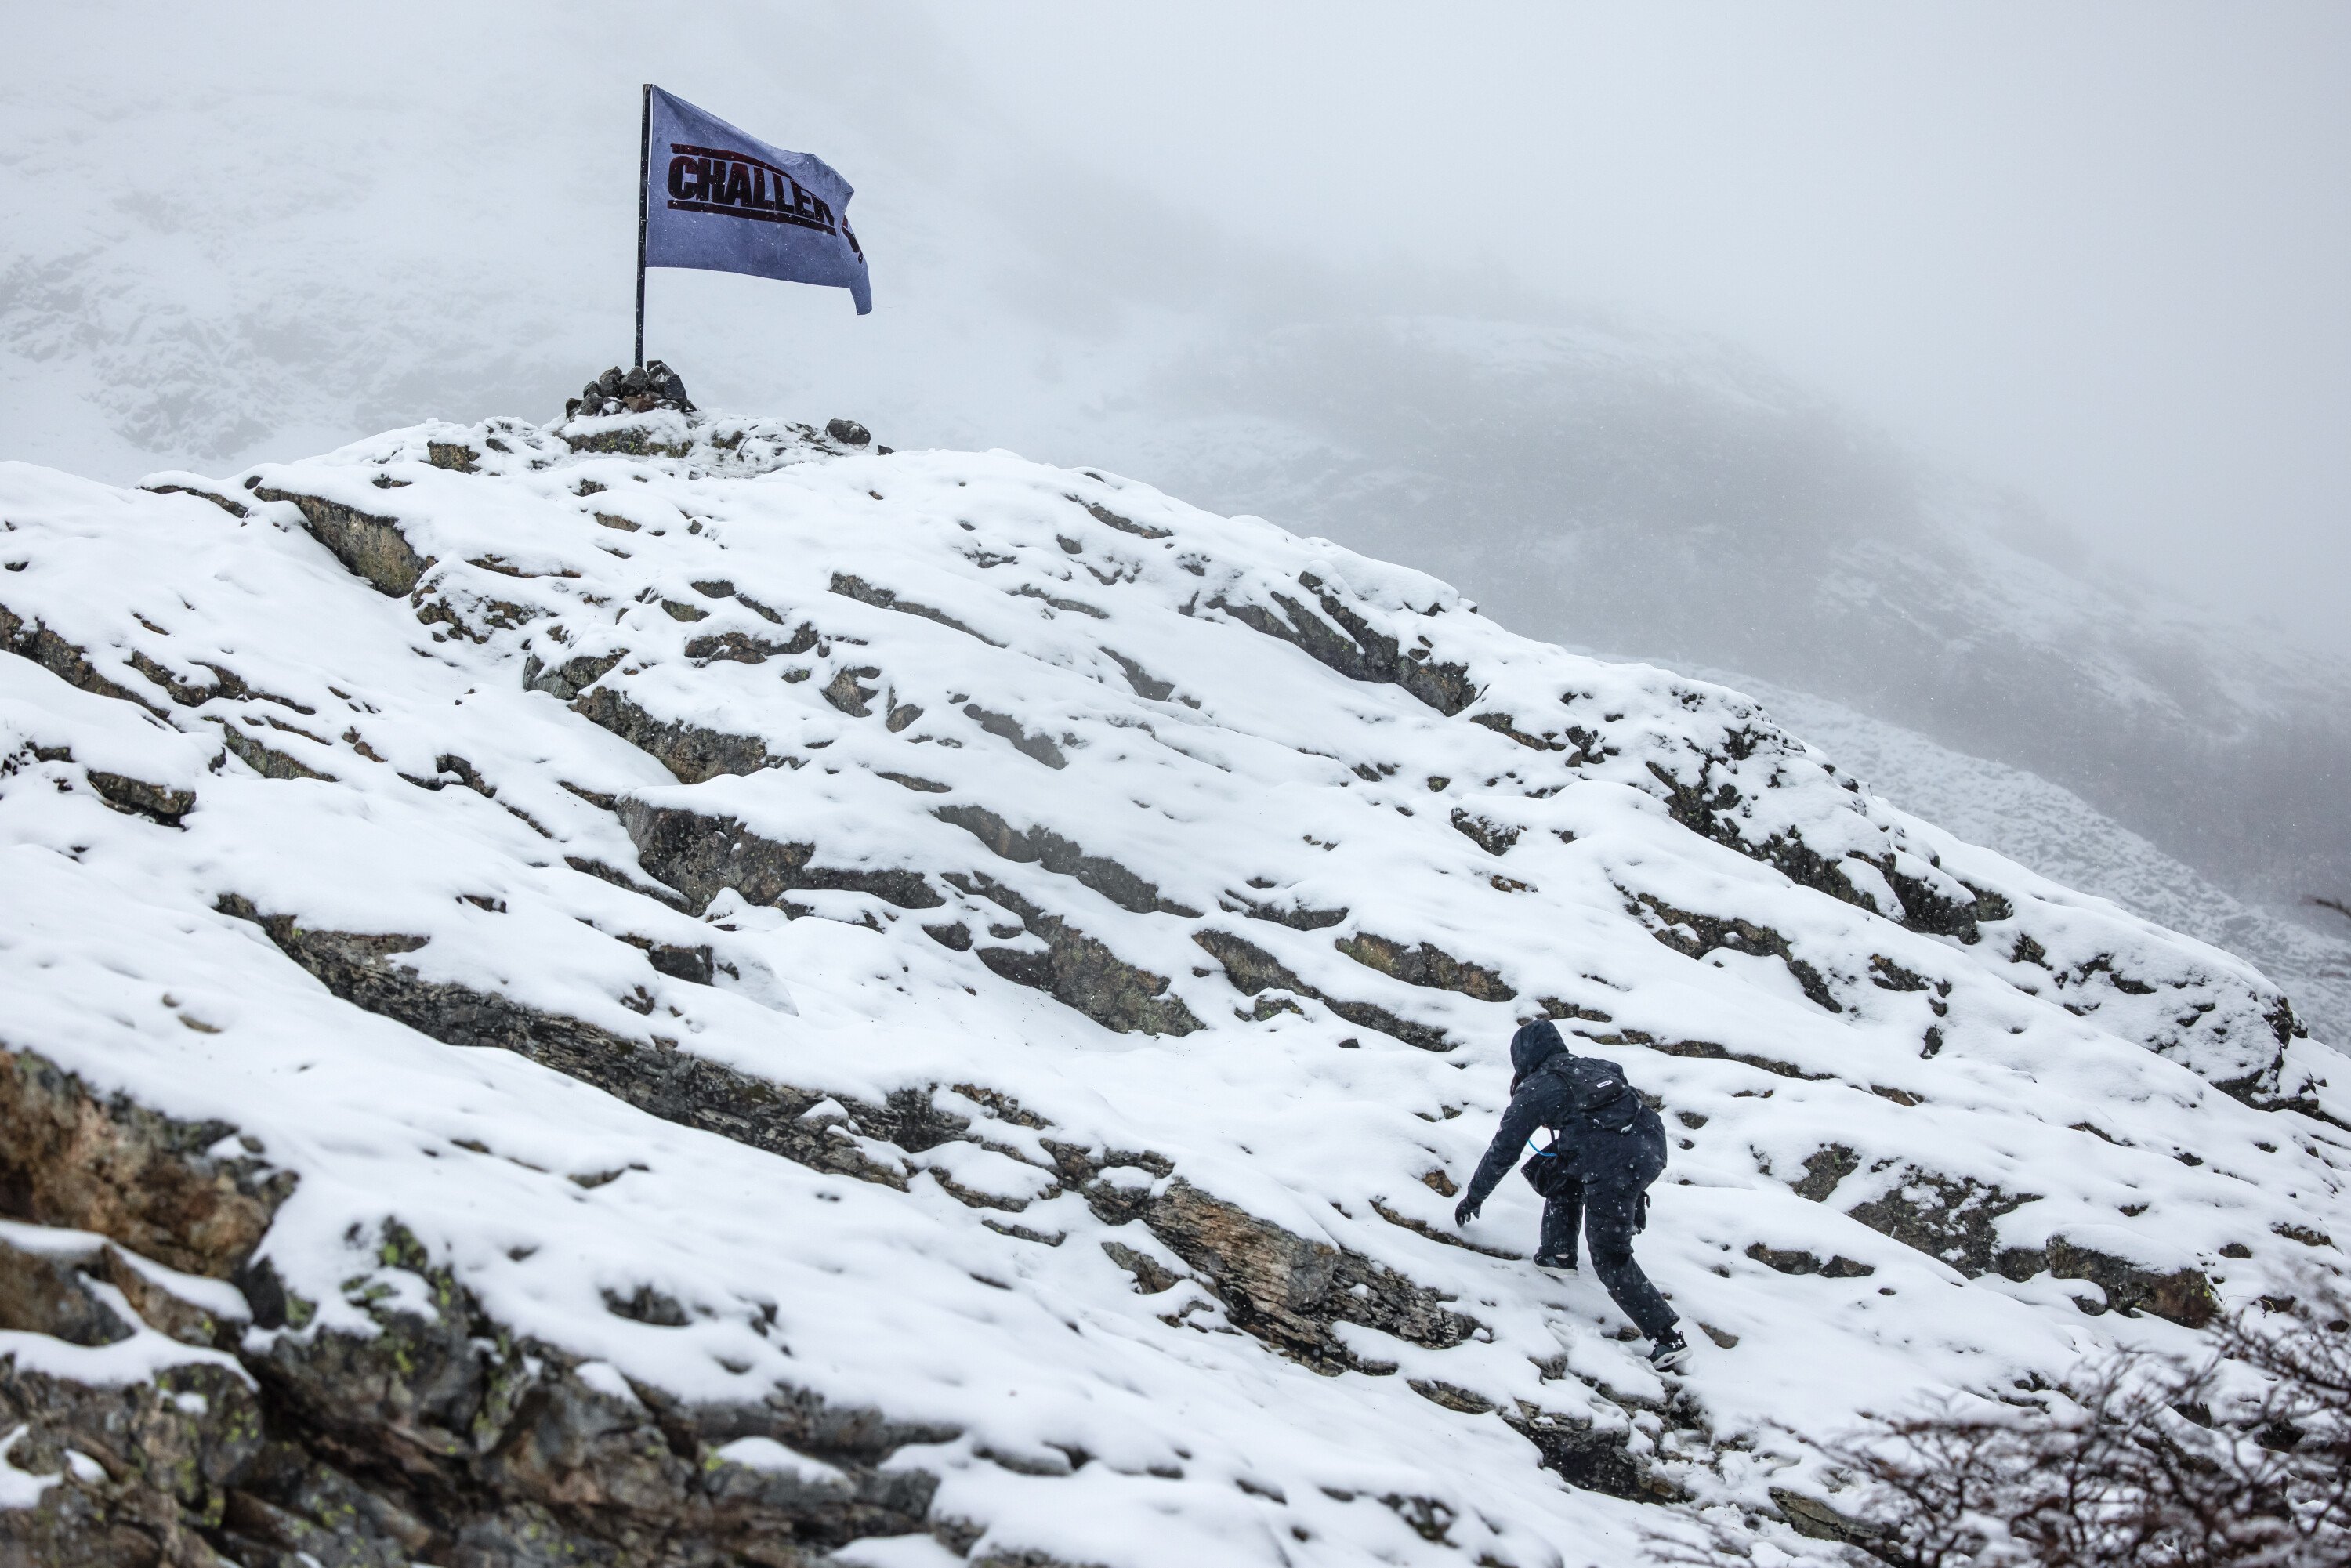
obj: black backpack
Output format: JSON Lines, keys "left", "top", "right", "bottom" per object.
{"left": 1522, "top": 1054, "right": 1668, "bottom": 1193}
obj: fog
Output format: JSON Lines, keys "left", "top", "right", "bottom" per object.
{"left": 3, "top": 2, "right": 2346, "bottom": 925}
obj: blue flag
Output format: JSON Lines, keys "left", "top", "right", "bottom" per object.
{"left": 642, "top": 86, "right": 871, "bottom": 315}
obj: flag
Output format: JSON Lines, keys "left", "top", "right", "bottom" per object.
{"left": 641, "top": 86, "right": 871, "bottom": 315}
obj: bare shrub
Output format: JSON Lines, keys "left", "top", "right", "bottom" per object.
{"left": 1649, "top": 1278, "right": 2351, "bottom": 1566}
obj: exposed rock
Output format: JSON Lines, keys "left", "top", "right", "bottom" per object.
{"left": 0, "top": 606, "right": 164, "bottom": 715}
{"left": 683, "top": 627, "right": 815, "bottom": 666}
{"left": 1744, "top": 1243, "right": 1875, "bottom": 1279}
{"left": 572, "top": 683, "right": 784, "bottom": 783}
{"left": 522, "top": 646, "right": 625, "bottom": 701}
{"left": 1335, "top": 930, "right": 1517, "bottom": 1004}
{"left": 936, "top": 802, "right": 1197, "bottom": 916}
{"left": 1191, "top": 928, "right": 1454, "bottom": 1052}
{"left": 1634, "top": 893, "right": 1839, "bottom": 1013}
{"left": 1994, "top": 1237, "right": 2221, "bottom": 1328}
{"left": 952, "top": 874, "right": 1201, "bottom": 1037}
{"left": 826, "top": 418, "right": 871, "bottom": 447}
{"left": 213, "top": 895, "right": 915, "bottom": 1188}
{"left": 1211, "top": 578, "right": 1473, "bottom": 716}
{"left": 1117, "top": 1179, "right": 1475, "bottom": 1371}
{"left": 963, "top": 704, "right": 1067, "bottom": 769}
{"left": 82, "top": 769, "right": 197, "bottom": 827}
{"left": 1448, "top": 808, "right": 1520, "bottom": 856}
{"left": 252, "top": 487, "right": 433, "bottom": 597}
{"left": 1770, "top": 1486, "right": 1885, "bottom": 1547}
{"left": 1845, "top": 1168, "right": 2038, "bottom": 1278}
{"left": 0, "top": 1046, "right": 294, "bottom": 1279}
{"left": 621, "top": 799, "right": 944, "bottom": 912}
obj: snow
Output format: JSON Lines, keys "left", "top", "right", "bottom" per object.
{"left": 1, "top": 412, "right": 2345, "bottom": 1566}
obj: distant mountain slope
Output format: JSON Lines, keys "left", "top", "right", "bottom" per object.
{"left": 1718, "top": 675, "right": 2351, "bottom": 1051}
{"left": 2, "top": 407, "right": 2342, "bottom": 1567}
{"left": 1096, "top": 317, "right": 2351, "bottom": 922}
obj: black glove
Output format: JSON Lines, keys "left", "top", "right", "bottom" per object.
{"left": 1454, "top": 1195, "right": 1482, "bottom": 1227}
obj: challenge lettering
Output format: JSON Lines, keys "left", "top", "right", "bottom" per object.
{"left": 665, "top": 142, "right": 838, "bottom": 236}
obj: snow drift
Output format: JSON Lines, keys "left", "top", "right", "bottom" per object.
{"left": 2, "top": 401, "right": 2346, "bottom": 1568}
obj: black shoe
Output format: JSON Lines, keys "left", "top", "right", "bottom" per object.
{"left": 1647, "top": 1331, "right": 1691, "bottom": 1372}
{"left": 1532, "top": 1251, "right": 1578, "bottom": 1273}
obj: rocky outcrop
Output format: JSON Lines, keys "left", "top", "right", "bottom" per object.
{"left": 1070, "top": 1168, "right": 1475, "bottom": 1372}
{"left": 212, "top": 896, "right": 918, "bottom": 1189}
{"left": 251, "top": 487, "right": 432, "bottom": 597}
{"left": 1191, "top": 929, "right": 1452, "bottom": 1052}
{"left": 0, "top": 1193, "right": 955, "bottom": 1568}
{"left": 574, "top": 685, "right": 786, "bottom": 784}
{"left": 0, "top": 1048, "right": 292, "bottom": 1280}
{"left": 951, "top": 875, "right": 1201, "bottom": 1037}
{"left": 621, "top": 800, "right": 944, "bottom": 912}
{"left": 936, "top": 803, "right": 1197, "bottom": 917}
{"left": 1211, "top": 574, "right": 1473, "bottom": 716}
{"left": 1334, "top": 931, "right": 1516, "bottom": 1004}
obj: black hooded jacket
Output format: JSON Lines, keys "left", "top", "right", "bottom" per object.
{"left": 1463, "top": 1021, "right": 1668, "bottom": 1207}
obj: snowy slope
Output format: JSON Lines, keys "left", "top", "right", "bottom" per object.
{"left": 2, "top": 407, "right": 2346, "bottom": 1568}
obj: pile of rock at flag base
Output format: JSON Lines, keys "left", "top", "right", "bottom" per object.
{"left": 567, "top": 362, "right": 697, "bottom": 422}
{"left": 2, "top": 366, "right": 2346, "bottom": 1568}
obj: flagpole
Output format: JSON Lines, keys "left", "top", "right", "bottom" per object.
{"left": 633, "top": 83, "right": 650, "bottom": 369}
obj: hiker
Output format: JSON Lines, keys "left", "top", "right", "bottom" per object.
{"left": 1453, "top": 1019, "right": 1689, "bottom": 1371}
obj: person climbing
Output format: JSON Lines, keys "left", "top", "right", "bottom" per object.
{"left": 1452, "top": 1019, "right": 1690, "bottom": 1371}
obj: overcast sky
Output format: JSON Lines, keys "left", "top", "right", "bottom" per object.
{"left": 6, "top": 2, "right": 2346, "bottom": 650}
{"left": 918, "top": 2, "right": 2351, "bottom": 646}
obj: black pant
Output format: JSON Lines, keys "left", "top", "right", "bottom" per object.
{"left": 1539, "top": 1177, "right": 1678, "bottom": 1341}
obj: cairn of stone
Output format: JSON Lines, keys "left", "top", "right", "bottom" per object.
{"left": 567, "top": 361, "right": 695, "bottom": 420}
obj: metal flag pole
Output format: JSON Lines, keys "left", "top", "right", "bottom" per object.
{"left": 633, "top": 83, "right": 650, "bottom": 369}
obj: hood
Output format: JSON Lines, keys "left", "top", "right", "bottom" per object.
{"left": 1509, "top": 1019, "right": 1568, "bottom": 1087}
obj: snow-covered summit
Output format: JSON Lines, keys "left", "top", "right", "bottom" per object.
{"left": 2, "top": 404, "right": 2346, "bottom": 1568}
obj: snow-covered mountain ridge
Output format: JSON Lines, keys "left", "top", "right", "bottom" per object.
{"left": 1, "top": 404, "right": 2345, "bottom": 1568}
